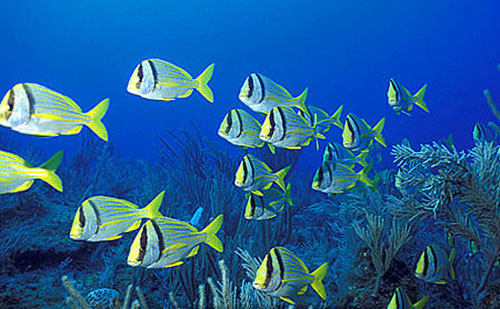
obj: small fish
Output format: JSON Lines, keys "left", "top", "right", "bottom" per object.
{"left": 415, "top": 244, "right": 455, "bottom": 284}
{"left": 234, "top": 154, "right": 290, "bottom": 196}
{"left": 245, "top": 183, "right": 292, "bottom": 220}
{"left": 127, "top": 215, "right": 223, "bottom": 268}
{"left": 342, "top": 113, "right": 386, "bottom": 153}
{"left": 387, "top": 79, "right": 428, "bottom": 115}
{"left": 253, "top": 246, "right": 328, "bottom": 305}
{"left": 322, "top": 142, "right": 368, "bottom": 168}
{"left": 70, "top": 191, "right": 165, "bottom": 242}
{"left": 299, "top": 105, "right": 344, "bottom": 133}
{"left": 0, "top": 83, "right": 109, "bottom": 141}
{"left": 473, "top": 122, "right": 496, "bottom": 143}
{"left": 218, "top": 109, "right": 266, "bottom": 149}
{"left": 239, "top": 73, "right": 309, "bottom": 115}
{"left": 127, "top": 59, "right": 214, "bottom": 103}
{"left": 0, "top": 150, "right": 63, "bottom": 194}
{"left": 387, "top": 287, "right": 429, "bottom": 309}
{"left": 312, "top": 161, "right": 376, "bottom": 194}
{"left": 260, "top": 106, "right": 325, "bottom": 151}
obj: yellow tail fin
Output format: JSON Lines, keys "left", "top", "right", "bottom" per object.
{"left": 36, "top": 150, "right": 64, "bottom": 192}
{"left": 195, "top": 63, "right": 215, "bottom": 103}
{"left": 274, "top": 165, "right": 291, "bottom": 191}
{"left": 295, "top": 87, "right": 309, "bottom": 115}
{"left": 143, "top": 191, "right": 165, "bottom": 218}
{"left": 201, "top": 215, "right": 223, "bottom": 252}
{"left": 414, "top": 84, "right": 429, "bottom": 113}
{"left": 86, "top": 98, "right": 110, "bottom": 141}
{"left": 372, "top": 118, "right": 386, "bottom": 147}
{"left": 331, "top": 105, "right": 344, "bottom": 129}
{"left": 310, "top": 262, "right": 328, "bottom": 300}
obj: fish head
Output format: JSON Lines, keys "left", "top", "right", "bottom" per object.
{"left": 218, "top": 109, "right": 240, "bottom": 139}
{"left": 312, "top": 162, "right": 331, "bottom": 192}
{"left": 127, "top": 60, "right": 155, "bottom": 96}
{"left": 260, "top": 107, "right": 284, "bottom": 143}
{"left": 245, "top": 194, "right": 264, "bottom": 219}
{"left": 342, "top": 114, "right": 360, "bottom": 150}
{"left": 415, "top": 247, "right": 428, "bottom": 279}
{"left": 69, "top": 202, "right": 99, "bottom": 240}
{"left": 235, "top": 155, "right": 252, "bottom": 188}
{"left": 387, "top": 78, "right": 401, "bottom": 107}
{"left": 0, "top": 84, "right": 31, "bottom": 127}
{"left": 253, "top": 252, "right": 272, "bottom": 291}
{"left": 239, "top": 73, "right": 263, "bottom": 106}
{"left": 128, "top": 220, "right": 161, "bottom": 267}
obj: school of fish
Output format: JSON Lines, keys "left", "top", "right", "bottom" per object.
{"left": 0, "top": 57, "right": 439, "bottom": 306}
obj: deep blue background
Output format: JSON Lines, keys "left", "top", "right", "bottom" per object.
{"left": 1, "top": 0, "right": 499, "bottom": 174}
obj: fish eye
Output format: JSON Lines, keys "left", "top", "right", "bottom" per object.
{"left": 78, "top": 207, "right": 86, "bottom": 228}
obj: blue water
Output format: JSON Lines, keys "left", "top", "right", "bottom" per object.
{"left": 1, "top": 1, "right": 500, "bottom": 308}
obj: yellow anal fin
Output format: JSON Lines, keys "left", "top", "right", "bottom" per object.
{"left": 159, "top": 97, "right": 176, "bottom": 101}
{"left": 124, "top": 220, "right": 141, "bottom": 233}
{"left": 434, "top": 280, "right": 447, "bottom": 285}
{"left": 101, "top": 235, "right": 122, "bottom": 241}
{"left": 186, "top": 246, "right": 200, "bottom": 258}
{"left": 165, "top": 261, "right": 184, "bottom": 268}
{"left": 252, "top": 190, "right": 264, "bottom": 196}
{"left": 279, "top": 297, "right": 295, "bottom": 305}
{"left": 178, "top": 89, "right": 193, "bottom": 98}
{"left": 61, "top": 125, "right": 83, "bottom": 135}
{"left": 10, "top": 180, "right": 34, "bottom": 193}
{"left": 286, "top": 145, "right": 303, "bottom": 150}
{"left": 297, "top": 285, "right": 308, "bottom": 295}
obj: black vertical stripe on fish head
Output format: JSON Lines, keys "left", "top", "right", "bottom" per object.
{"left": 150, "top": 220, "right": 164, "bottom": 261}
{"left": 249, "top": 195, "right": 256, "bottom": 217}
{"left": 257, "top": 195, "right": 265, "bottom": 216}
{"left": 87, "top": 200, "right": 102, "bottom": 227}
{"left": 21, "top": 84, "right": 35, "bottom": 116}
{"left": 147, "top": 60, "right": 158, "bottom": 91}
{"left": 235, "top": 109, "right": 243, "bottom": 138}
{"left": 422, "top": 247, "right": 429, "bottom": 278}
{"left": 7, "top": 90, "right": 15, "bottom": 114}
{"left": 247, "top": 74, "right": 254, "bottom": 98}
{"left": 137, "top": 225, "right": 148, "bottom": 263}
{"left": 224, "top": 111, "right": 233, "bottom": 135}
{"left": 267, "top": 108, "right": 276, "bottom": 139}
{"left": 78, "top": 206, "right": 86, "bottom": 228}
{"left": 429, "top": 245, "right": 438, "bottom": 276}
{"left": 138, "top": 63, "right": 144, "bottom": 82}
{"left": 264, "top": 252, "right": 273, "bottom": 288}
{"left": 317, "top": 165, "right": 324, "bottom": 187}
{"left": 255, "top": 73, "right": 265, "bottom": 103}
{"left": 276, "top": 107, "right": 287, "bottom": 141}
{"left": 274, "top": 248, "right": 285, "bottom": 285}
{"left": 346, "top": 115, "right": 359, "bottom": 143}
{"left": 242, "top": 156, "right": 249, "bottom": 185}
{"left": 246, "top": 156, "right": 254, "bottom": 186}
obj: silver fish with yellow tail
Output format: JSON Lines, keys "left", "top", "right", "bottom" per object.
{"left": 342, "top": 113, "right": 386, "bottom": 153}
{"left": 253, "top": 246, "right": 328, "bottom": 305}
{"left": 234, "top": 154, "right": 290, "bottom": 196}
{"left": 260, "top": 106, "right": 325, "bottom": 151}
{"left": 299, "top": 105, "right": 344, "bottom": 133}
{"left": 0, "top": 83, "right": 109, "bottom": 141}
{"left": 69, "top": 191, "right": 165, "bottom": 242}
{"left": 245, "top": 183, "right": 292, "bottom": 220}
{"left": 387, "top": 78, "right": 428, "bottom": 115}
{"left": 239, "top": 73, "right": 309, "bottom": 115}
{"left": 127, "top": 59, "right": 214, "bottom": 103}
{"left": 415, "top": 244, "right": 455, "bottom": 284}
{"left": 127, "top": 215, "right": 223, "bottom": 268}
{"left": 311, "top": 161, "right": 377, "bottom": 194}
{"left": 218, "top": 108, "right": 266, "bottom": 149}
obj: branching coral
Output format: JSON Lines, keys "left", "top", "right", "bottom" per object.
{"left": 391, "top": 141, "right": 500, "bottom": 303}
{"left": 353, "top": 212, "right": 412, "bottom": 296}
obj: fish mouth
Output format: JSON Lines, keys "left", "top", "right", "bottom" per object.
{"left": 69, "top": 233, "right": 80, "bottom": 240}
{"left": 253, "top": 282, "right": 262, "bottom": 290}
